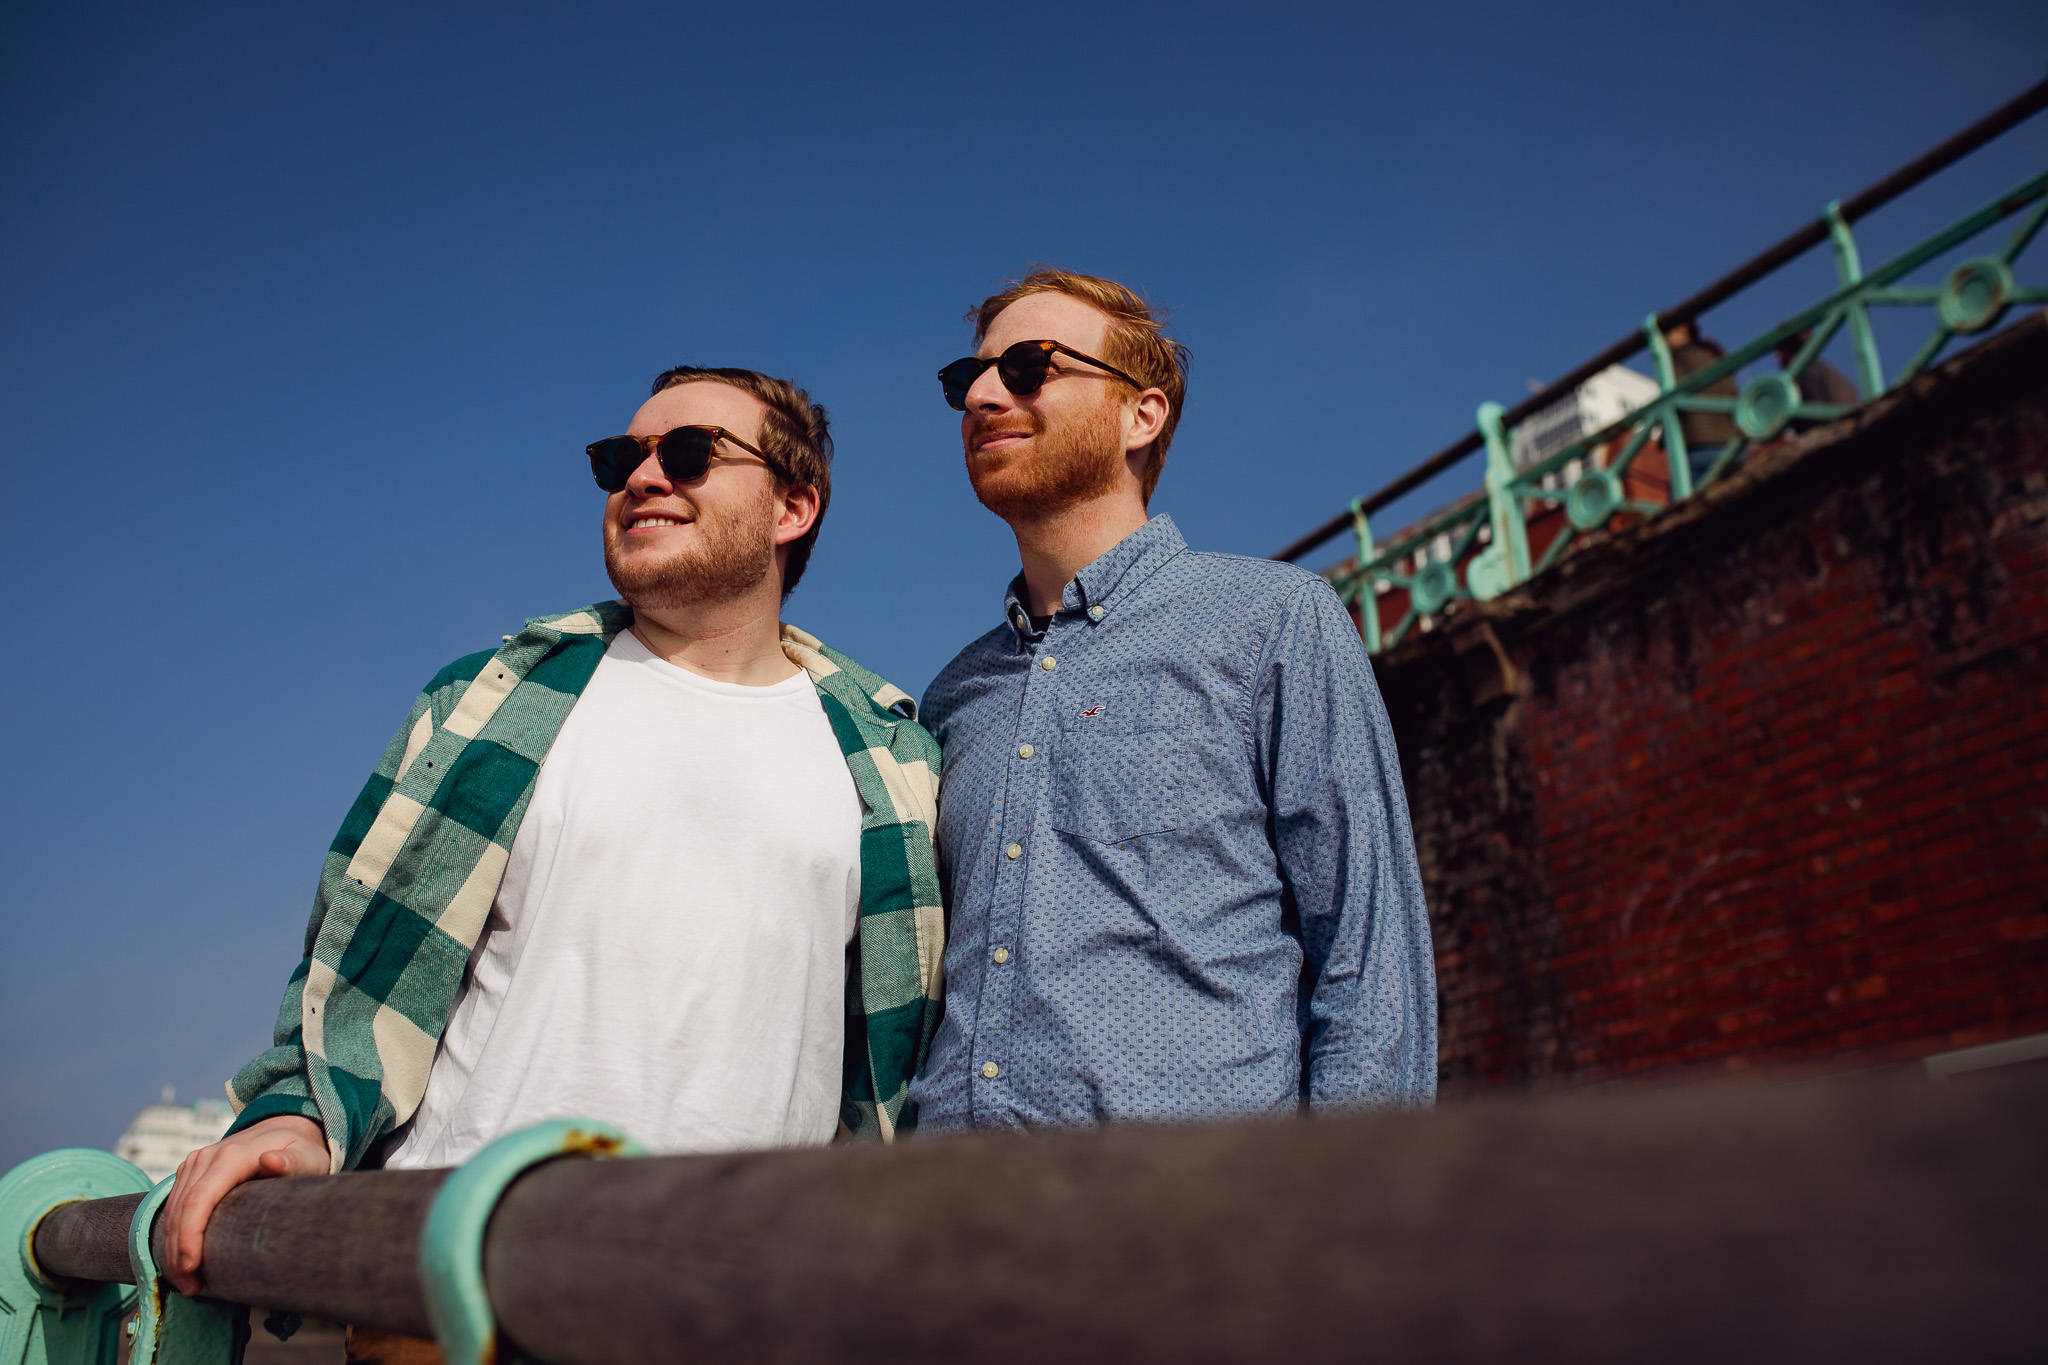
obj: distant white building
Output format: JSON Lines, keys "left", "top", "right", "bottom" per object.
{"left": 1511, "top": 365, "right": 1663, "bottom": 475}
{"left": 113, "top": 1087, "right": 233, "bottom": 1182}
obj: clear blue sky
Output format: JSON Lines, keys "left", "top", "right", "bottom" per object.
{"left": 3, "top": 1, "right": 2043, "bottom": 1166}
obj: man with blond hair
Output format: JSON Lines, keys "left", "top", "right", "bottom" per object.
{"left": 159, "top": 365, "right": 942, "bottom": 1361}
{"left": 909, "top": 269, "right": 1435, "bottom": 1132}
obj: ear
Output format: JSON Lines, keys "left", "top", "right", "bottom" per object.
{"left": 772, "top": 481, "right": 822, "bottom": 547}
{"left": 1122, "top": 388, "right": 1171, "bottom": 454}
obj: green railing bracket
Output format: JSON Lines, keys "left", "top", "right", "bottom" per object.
{"left": 1319, "top": 154, "right": 2044, "bottom": 656}
{"left": 1938, "top": 257, "right": 2015, "bottom": 333}
{"left": 1643, "top": 314, "right": 1695, "bottom": 500}
{"left": 1407, "top": 560, "right": 1456, "bottom": 615}
{"left": 1348, "top": 499, "right": 1381, "bottom": 652}
{"left": 126, "top": 1178, "right": 246, "bottom": 1365}
{"left": 1468, "top": 401, "right": 1531, "bottom": 601}
{"left": 1565, "top": 468, "right": 1625, "bottom": 530}
{"left": 0, "top": 1150, "right": 150, "bottom": 1365}
{"left": 419, "top": 1120, "right": 643, "bottom": 1365}
{"left": 1826, "top": 201, "right": 1887, "bottom": 399}
{"left": 1735, "top": 371, "right": 1801, "bottom": 442}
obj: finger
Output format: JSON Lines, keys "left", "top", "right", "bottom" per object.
{"left": 289, "top": 1133, "right": 330, "bottom": 1177}
{"left": 166, "top": 1149, "right": 257, "bottom": 1296}
{"left": 159, "top": 1153, "right": 207, "bottom": 1285}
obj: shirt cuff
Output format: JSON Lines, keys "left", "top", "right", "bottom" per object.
{"left": 224, "top": 1093, "right": 323, "bottom": 1140}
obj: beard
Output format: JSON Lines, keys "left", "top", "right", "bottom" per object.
{"left": 965, "top": 397, "right": 1127, "bottom": 523}
{"left": 603, "top": 483, "right": 778, "bottom": 611}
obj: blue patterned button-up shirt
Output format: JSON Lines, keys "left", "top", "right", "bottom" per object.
{"left": 907, "top": 514, "right": 1436, "bottom": 1133}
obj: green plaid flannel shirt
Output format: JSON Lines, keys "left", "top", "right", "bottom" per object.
{"left": 225, "top": 601, "right": 945, "bottom": 1171}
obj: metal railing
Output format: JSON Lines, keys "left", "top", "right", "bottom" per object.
{"left": 1275, "top": 78, "right": 2048, "bottom": 654}
{"left": 3, "top": 1074, "right": 2043, "bottom": 1364}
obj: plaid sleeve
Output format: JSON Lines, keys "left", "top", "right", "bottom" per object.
{"left": 224, "top": 684, "right": 437, "bottom": 1140}
{"left": 223, "top": 651, "right": 497, "bottom": 1152}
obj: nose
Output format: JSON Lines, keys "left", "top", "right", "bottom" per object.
{"left": 623, "top": 446, "right": 671, "bottom": 498}
{"left": 965, "top": 361, "right": 1013, "bottom": 413}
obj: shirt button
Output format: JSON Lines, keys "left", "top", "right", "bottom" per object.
{"left": 993, "top": 946, "right": 1010, "bottom": 964}
{"left": 1017, "top": 743, "right": 1034, "bottom": 759}
{"left": 1040, "top": 656, "right": 1058, "bottom": 670}
{"left": 1005, "top": 842, "right": 1022, "bottom": 860}
{"left": 1089, "top": 605, "right": 1105, "bottom": 619}
{"left": 981, "top": 1061, "right": 1000, "bottom": 1079}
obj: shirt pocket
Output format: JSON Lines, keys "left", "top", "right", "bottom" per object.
{"left": 1050, "top": 726, "right": 1187, "bottom": 845}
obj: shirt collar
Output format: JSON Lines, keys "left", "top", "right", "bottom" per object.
{"left": 1001, "top": 513, "right": 1188, "bottom": 642}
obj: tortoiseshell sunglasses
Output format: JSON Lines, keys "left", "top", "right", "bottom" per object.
{"left": 937, "top": 340, "right": 1142, "bottom": 411}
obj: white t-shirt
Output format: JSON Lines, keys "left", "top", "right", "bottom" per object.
{"left": 384, "top": 630, "right": 863, "bottom": 1168}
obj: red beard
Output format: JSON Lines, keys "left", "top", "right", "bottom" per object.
{"left": 964, "top": 399, "right": 1126, "bottom": 522}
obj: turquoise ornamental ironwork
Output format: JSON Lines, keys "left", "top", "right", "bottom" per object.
{"left": 1347, "top": 498, "right": 1381, "bottom": 653}
{"left": 0, "top": 1150, "right": 149, "bottom": 1365}
{"left": 124, "top": 1179, "right": 245, "bottom": 1365}
{"left": 1327, "top": 158, "right": 2047, "bottom": 655}
{"left": 418, "top": 1119, "right": 643, "bottom": 1365}
{"left": 1466, "top": 402, "right": 1533, "bottom": 602}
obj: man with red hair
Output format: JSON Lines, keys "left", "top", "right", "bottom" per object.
{"left": 910, "top": 269, "right": 1436, "bottom": 1132}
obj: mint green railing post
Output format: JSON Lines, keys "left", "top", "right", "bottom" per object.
{"left": 1644, "top": 315, "right": 1695, "bottom": 501}
{"left": 1349, "top": 497, "right": 1381, "bottom": 654}
{"left": 1475, "top": 401, "right": 1531, "bottom": 592}
{"left": 1828, "top": 201, "right": 1887, "bottom": 398}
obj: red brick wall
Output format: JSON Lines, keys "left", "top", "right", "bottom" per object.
{"left": 1374, "top": 316, "right": 2048, "bottom": 1093}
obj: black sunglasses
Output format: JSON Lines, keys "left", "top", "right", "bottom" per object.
{"left": 585, "top": 425, "right": 789, "bottom": 493}
{"left": 937, "top": 340, "right": 1142, "bottom": 411}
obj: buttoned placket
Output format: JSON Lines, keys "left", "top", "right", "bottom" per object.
{"left": 968, "top": 582, "right": 1110, "bottom": 1120}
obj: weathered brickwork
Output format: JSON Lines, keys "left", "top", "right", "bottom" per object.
{"left": 1374, "top": 315, "right": 2048, "bottom": 1094}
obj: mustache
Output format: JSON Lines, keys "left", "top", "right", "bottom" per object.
{"left": 966, "top": 416, "right": 1040, "bottom": 447}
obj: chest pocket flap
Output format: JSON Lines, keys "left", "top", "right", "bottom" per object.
{"left": 1048, "top": 684, "right": 1186, "bottom": 845}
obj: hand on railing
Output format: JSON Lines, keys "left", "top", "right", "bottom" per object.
{"left": 159, "top": 1113, "right": 327, "bottom": 1296}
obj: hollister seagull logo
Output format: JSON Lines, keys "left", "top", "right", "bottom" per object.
{"left": 1078, "top": 705, "right": 1105, "bottom": 718}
